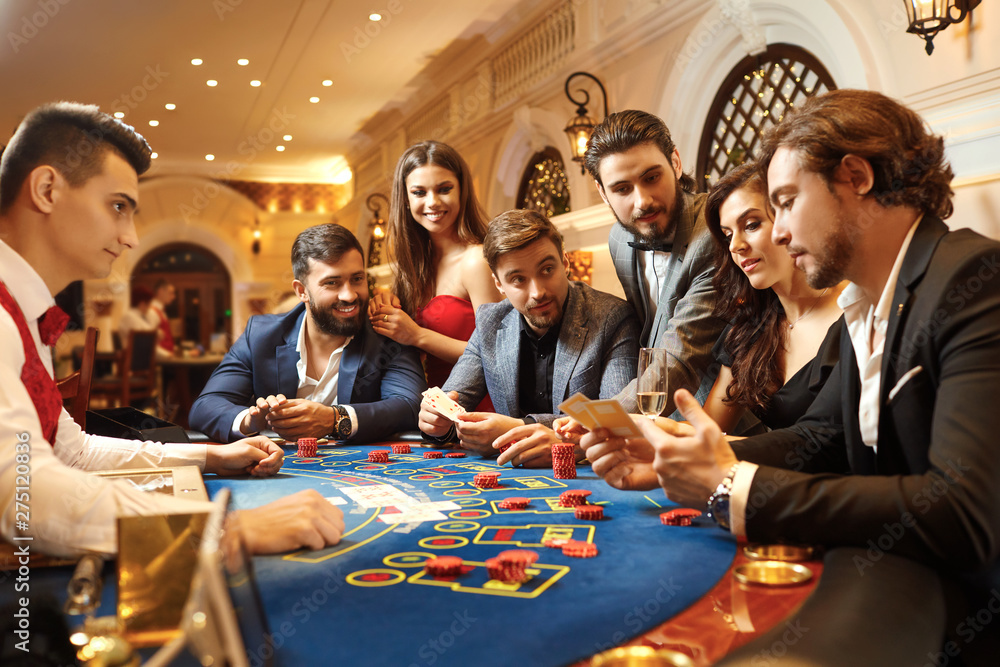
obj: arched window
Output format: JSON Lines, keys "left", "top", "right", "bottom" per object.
{"left": 516, "top": 147, "right": 571, "bottom": 217}
{"left": 696, "top": 44, "right": 837, "bottom": 190}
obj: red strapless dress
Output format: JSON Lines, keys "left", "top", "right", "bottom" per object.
{"left": 415, "top": 295, "right": 493, "bottom": 412}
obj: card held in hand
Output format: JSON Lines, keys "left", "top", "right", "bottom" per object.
{"left": 422, "top": 387, "right": 466, "bottom": 422}
{"left": 558, "top": 392, "right": 643, "bottom": 438}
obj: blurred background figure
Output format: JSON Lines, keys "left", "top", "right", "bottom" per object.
{"left": 148, "top": 279, "right": 177, "bottom": 359}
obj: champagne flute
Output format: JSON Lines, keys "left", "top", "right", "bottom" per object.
{"left": 637, "top": 347, "right": 668, "bottom": 420}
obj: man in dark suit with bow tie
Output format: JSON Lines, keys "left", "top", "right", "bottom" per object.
{"left": 584, "top": 110, "right": 726, "bottom": 418}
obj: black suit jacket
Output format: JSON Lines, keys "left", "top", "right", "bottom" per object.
{"left": 189, "top": 304, "right": 426, "bottom": 443}
{"left": 733, "top": 216, "right": 1000, "bottom": 621}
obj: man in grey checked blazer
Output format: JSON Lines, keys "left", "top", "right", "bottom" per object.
{"left": 419, "top": 210, "right": 640, "bottom": 466}
{"left": 585, "top": 110, "right": 726, "bottom": 418}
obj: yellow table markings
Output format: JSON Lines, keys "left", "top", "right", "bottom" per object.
{"left": 433, "top": 521, "right": 480, "bottom": 533}
{"left": 472, "top": 523, "right": 595, "bottom": 547}
{"left": 347, "top": 569, "right": 406, "bottom": 587}
{"left": 429, "top": 480, "right": 466, "bottom": 489}
{"left": 448, "top": 509, "right": 491, "bottom": 520}
{"left": 407, "top": 562, "right": 570, "bottom": 599}
{"left": 453, "top": 498, "right": 486, "bottom": 507}
{"left": 382, "top": 552, "right": 437, "bottom": 568}
{"left": 443, "top": 488, "right": 481, "bottom": 497}
{"left": 417, "top": 535, "right": 469, "bottom": 549}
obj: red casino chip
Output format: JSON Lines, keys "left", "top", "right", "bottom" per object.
{"left": 561, "top": 540, "right": 599, "bottom": 558}
{"left": 497, "top": 442, "right": 511, "bottom": 454}
{"left": 485, "top": 557, "right": 529, "bottom": 584}
{"left": 391, "top": 444, "right": 411, "bottom": 454}
{"left": 424, "top": 556, "right": 463, "bottom": 577}
{"left": 498, "top": 497, "right": 530, "bottom": 510}
{"left": 445, "top": 452, "right": 466, "bottom": 458}
{"left": 423, "top": 451, "right": 444, "bottom": 459}
{"left": 660, "top": 508, "right": 702, "bottom": 526}
{"left": 498, "top": 549, "right": 539, "bottom": 566}
{"left": 574, "top": 504, "right": 604, "bottom": 520}
{"left": 559, "top": 489, "right": 592, "bottom": 507}
{"left": 473, "top": 472, "right": 500, "bottom": 489}
{"left": 368, "top": 450, "right": 390, "bottom": 463}
{"left": 551, "top": 443, "right": 577, "bottom": 479}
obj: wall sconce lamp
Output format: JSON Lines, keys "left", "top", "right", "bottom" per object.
{"left": 904, "top": 0, "right": 981, "bottom": 55}
{"left": 251, "top": 216, "right": 262, "bottom": 255}
{"left": 563, "top": 71, "right": 608, "bottom": 174}
{"left": 366, "top": 192, "right": 390, "bottom": 267}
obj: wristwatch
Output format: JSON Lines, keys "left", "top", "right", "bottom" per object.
{"left": 330, "top": 404, "right": 353, "bottom": 440}
{"left": 706, "top": 463, "right": 740, "bottom": 531}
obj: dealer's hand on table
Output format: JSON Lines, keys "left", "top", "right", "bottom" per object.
{"left": 648, "top": 389, "right": 739, "bottom": 506}
{"left": 493, "top": 424, "right": 564, "bottom": 467}
{"left": 241, "top": 394, "right": 288, "bottom": 434}
{"left": 418, "top": 390, "right": 462, "bottom": 438}
{"left": 205, "top": 437, "right": 284, "bottom": 476}
{"left": 455, "top": 412, "right": 525, "bottom": 456}
{"left": 234, "top": 490, "right": 345, "bottom": 555}
{"left": 265, "top": 398, "right": 336, "bottom": 441}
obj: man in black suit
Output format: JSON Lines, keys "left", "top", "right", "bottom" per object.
{"left": 582, "top": 89, "right": 1000, "bottom": 662}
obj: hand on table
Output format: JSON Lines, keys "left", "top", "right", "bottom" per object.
{"left": 418, "top": 390, "right": 462, "bottom": 438}
{"left": 369, "top": 292, "right": 423, "bottom": 347}
{"left": 649, "top": 390, "right": 738, "bottom": 507}
{"left": 266, "top": 399, "right": 336, "bottom": 441}
{"left": 493, "top": 424, "right": 566, "bottom": 467}
{"left": 454, "top": 412, "right": 525, "bottom": 456}
{"left": 205, "top": 436, "right": 284, "bottom": 477}
{"left": 234, "top": 489, "right": 345, "bottom": 555}
{"left": 242, "top": 394, "right": 288, "bottom": 435}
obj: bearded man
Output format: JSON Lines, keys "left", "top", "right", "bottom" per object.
{"left": 190, "top": 223, "right": 425, "bottom": 443}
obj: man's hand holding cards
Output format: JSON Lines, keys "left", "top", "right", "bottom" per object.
{"left": 557, "top": 393, "right": 643, "bottom": 438}
{"left": 418, "top": 387, "right": 467, "bottom": 438}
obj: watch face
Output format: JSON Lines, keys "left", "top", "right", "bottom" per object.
{"left": 337, "top": 417, "right": 352, "bottom": 439}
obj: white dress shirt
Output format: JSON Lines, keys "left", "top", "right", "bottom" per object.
{"left": 0, "top": 240, "right": 213, "bottom": 557}
{"left": 728, "top": 219, "right": 921, "bottom": 536}
{"left": 232, "top": 317, "right": 359, "bottom": 438}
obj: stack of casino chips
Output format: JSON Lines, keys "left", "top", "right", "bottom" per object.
{"left": 424, "top": 556, "right": 463, "bottom": 577}
{"left": 423, "top": 451, "right": 443, "bottom": 459}
{"left": 498, "top": 496, "right": 529, "bottom": 510}
{"left": 368, "top": 450, "right": 390, "bottom": 463}
{"left": 660, "top": 508, "right": 702, "bottom": 526}
{"left": 473, "top": 472, "right": 501, "bottom": 489}
{"left": 561, "top": 540, "right": 599, "bottom": 558}
{"left": 296, "top": 438, "right": 317, "bottom": 458}
{"left": 574, "top": 504, "right": 604, "bottom": 520}
{"left": 558, "top": 489, "right": 592, "bottom": 507}
{"left": 391, "top": 443, "right": 411, "bottom": 454}
{"left": 551, "top": 443, "right": 576, "bottom": 479}
{"left": 486, "top": 549, "right": 539, "bottom": 583}
{"left": 445, "top": 452, "right": 466, "bottom": 458}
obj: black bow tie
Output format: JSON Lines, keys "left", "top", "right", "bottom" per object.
{"left": 628, "top": 240, "right": 672, "bottom": 253}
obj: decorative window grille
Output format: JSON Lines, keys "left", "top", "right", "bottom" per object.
{"left": 516, "top": 147, "right": 571, "bottom": 217}
{"left": 696, "top": 44, "right": 837, "bottom": 190}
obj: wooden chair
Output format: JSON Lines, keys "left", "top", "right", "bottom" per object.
{"left": 57, "top": 326, "right": 100, "bottom": 427}
{"left": 90, "top": 330, "right": 159, "bottom": 412}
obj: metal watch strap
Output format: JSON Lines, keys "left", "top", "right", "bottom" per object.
{"left": 706, "top": 463, "right": 740, "bottom": 530}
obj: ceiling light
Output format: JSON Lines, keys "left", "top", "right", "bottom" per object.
{"left": 191, "top": 58, "right": 203, "bottom": 66}
{"left": 250, "top": 80, "right": 262, "bottom": 87}
{"left": 237, "top": 58, "right": 249, "bottom": 66}
{"left": 283, "top": 135, "right": 292, "bottom": 141}
{"left": 205, "top": 154, "right": 215, "bottom": 161}
{"left": 113, "top": 112, "right": 125, "bottom": 119}
{"left": 148, "top": 120, "right": 159, "bottom": 127}
{"left": 369, "top": 13, "right": 382, "bottom": 21}
{"left": 207, "top": 79, "right": 218, "bottom": 87}
{"left": 150, "top": 152, "right": 158, "bottom": 159}
{"left": 165, "top": 103, "right": 176, "bottom": 110}
{"left": 322, "top": 79, "right": 333, "bottom": 86}
{"left": 309, "top": 96, "right": 320, "bottom": 103}
{"left": 276, "top": 146, "right": 285, "bottom": 152}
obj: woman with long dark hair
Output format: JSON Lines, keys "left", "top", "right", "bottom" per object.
{"left": 368, "top": 141, "right": 501, "bottom": 392}
{"left": 702, "top": 161, "right": 843, "bottom": 432}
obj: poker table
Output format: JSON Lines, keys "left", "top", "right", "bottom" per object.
{"left": 197, "top": 440, "right": 822, "bottom": 666}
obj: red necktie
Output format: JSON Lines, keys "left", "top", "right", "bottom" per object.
{"left": 38, "top": 305, "right": 70, "bottom": 345}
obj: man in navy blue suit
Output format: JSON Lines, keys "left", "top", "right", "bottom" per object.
{"left": 190, "top": 224, "right": 425, "bottom": 443}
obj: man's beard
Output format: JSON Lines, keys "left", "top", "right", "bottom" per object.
{"left": 522, "top": 296, "right": 563, "bottom": 333}
{"left": 801, "top": 209, "right": 858, "bottom": 290}
{"left": 307, "top": 294, "right": 367, "bottom": 337}
{"left": 616, "top": 178, "right": 685, "bottom": 246}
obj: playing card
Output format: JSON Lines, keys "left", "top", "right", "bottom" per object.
{"left": 558, "top": 394, "right": 642, "bottom": 437}
{"left": 557, "top": 392, "right": 599, "bottom": 430}
{"left": 422, "top": 386, "right": 466, "bottom": 422}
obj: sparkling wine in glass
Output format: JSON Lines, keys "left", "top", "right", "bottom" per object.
{"left": 637, "top": 347, "right": 668, "bottom": 420}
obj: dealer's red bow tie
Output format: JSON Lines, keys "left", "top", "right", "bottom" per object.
{"left": 38, "top": 305, "right": 70, "bottom": 346}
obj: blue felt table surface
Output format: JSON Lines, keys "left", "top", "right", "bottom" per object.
{"left": 204, "top": 443, "right": 736, "bottom": 667}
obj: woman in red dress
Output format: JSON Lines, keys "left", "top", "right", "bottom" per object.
{"left": 369, "top": 141, "right": 502, "bottom": 405}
